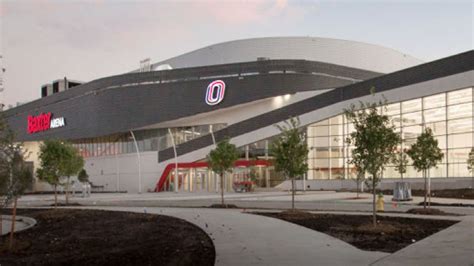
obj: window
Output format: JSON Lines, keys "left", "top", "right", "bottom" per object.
{"left": 424, "top": 94, "right": 445, "bottom": 109}
{"left": 448, "top": 88, "right": 472, "bottom": 105}
{"left": 448, "top": 102, "right": 472, "bottom": 119}
{"left": 402, "top": 99, "right": 421, "bottom": 113}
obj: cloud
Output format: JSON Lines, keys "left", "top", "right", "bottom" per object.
{"left": 187, "top": 0, "right": 307, "bottom": 25}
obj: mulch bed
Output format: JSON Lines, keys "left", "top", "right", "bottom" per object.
{"left": 417, "top": 202, "right": 474, "bottom": 208}
{"left": 406, "top": 208, "right": 454, "bottom": 215}
{"left": 255, "top": 211, "right": 457, "bottom": 253}
{"left": 380, "top": 188, "right": 474, "bottom": 200}
{"left": 0, "top": 209, "right": 215, "bottom": 266}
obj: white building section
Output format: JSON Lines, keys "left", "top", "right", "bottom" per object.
{"left": 150, "top": 37, "right": 423, "bottom": 73}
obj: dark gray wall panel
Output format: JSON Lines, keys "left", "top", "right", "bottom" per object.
{"left": 5, "top": 60, "right": 380, "bottom": 141}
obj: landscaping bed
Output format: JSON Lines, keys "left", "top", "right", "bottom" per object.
{"left": 255, "top": 211, "right": 457, "bottom": 253}
{"left": 0, "top": 209, "right": 215, "bottom": 266}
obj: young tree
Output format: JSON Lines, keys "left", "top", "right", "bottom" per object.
{"left": 271, "top": 117, "right": 309, "bottom": 211}
{"left": 37, "top": 140, "right": 84, "bottom": 207}
{"left": 0, "top": 113, "right": 18, "bottom": 237}
{"left": 351, "top": 163, "right": 365, "bottom": 199}
{"left": 468, "top": 147, "right": 474, "bottom": 173}
{"left": 207, "top": 138, "right": 239, "bottom": 207}
{"left": 345, "top": 99, "right": 400, "bottom": 226}
{"left": 392, "top": 148, "right": 408, "bottom": 179}
{"left": 407, "top": 128, "right": 444, "bottom": 209}
{"left": 78, "top": 169, "right": 89, "bottom": 183}
{"left": 5, "top": 151, "right": 33, "bottom": 249}
{"left": 62, "top": 145, "right": 84, "bottom": 205}
{"left": 0, "top": 114, "right": 33, "bottom": 247}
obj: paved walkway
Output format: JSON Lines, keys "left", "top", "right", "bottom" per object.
{"left": 91, "top": 206, "right": 387, "bottom": 266}
{"left": 371, "top": 216, "right": 474, "bottom": 266}
{"left": 17, "top": 191, "right": 474, "bottom": 215}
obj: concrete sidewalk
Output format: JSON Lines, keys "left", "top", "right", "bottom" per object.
{"left": 91, "top": 206, "right": 388, "bottom": 266}
{"left": 17, "top": 191, "right": 474, "bottom": 216}
{"left": 371, "top": 216, "right": 473, "bottom": 266}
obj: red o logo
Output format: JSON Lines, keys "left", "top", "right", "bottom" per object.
{"left": 205, "top": 80, "right": 225, "bottom": 106}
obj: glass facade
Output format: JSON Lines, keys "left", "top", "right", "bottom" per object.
{"left": 72, "top": 123, "right": 226, "bottom": 158}
{"left": 307, "top": 87, "right": 473, "bottom": 179}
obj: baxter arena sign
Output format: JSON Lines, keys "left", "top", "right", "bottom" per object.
{"left": 27, "top": 112, "right": 66, "bottom": 134}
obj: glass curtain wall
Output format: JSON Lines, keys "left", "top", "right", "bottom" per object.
{"left": 307, "top": 87, "right": 473, "bottom": 179}
{"left": 72, "top": 123, "right": 226, "bottom": 158}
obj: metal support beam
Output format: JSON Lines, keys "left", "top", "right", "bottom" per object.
{"left": 168, "top": 128, "right": 179, "bottom": 193}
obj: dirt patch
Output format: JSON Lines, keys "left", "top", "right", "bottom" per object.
{"left": 49, "top": 203, "right": 82, "bottom": 207}
{"left": 0, "top": 209, "right": 215, "bottom": 266}
{"left": 406, "top": 208, "right": 453, "bottom": 215}
{"left": 417, "top": 202, "right": 474, "bottom": 208}
{"left": 255, "top": 212, "right": 457, "bottom": 253}
{"left": 380, "top": 188, "right": 474, "bottom": 200}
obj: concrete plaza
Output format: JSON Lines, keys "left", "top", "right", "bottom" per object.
{"left": 10, "top": 191, "right": 474, "bottom": 265}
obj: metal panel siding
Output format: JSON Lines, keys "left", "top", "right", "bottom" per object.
{"left": 151, "top": 37, "right": 423, "bottom": 73}
{"left": 158, "top": 51, "right": 474, "bottom": 162}
{"left": 6, "top": 61, "right": 374, "bottom": 141}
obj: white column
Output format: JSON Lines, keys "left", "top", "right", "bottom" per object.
{"left": 168, "top": 128, "right": 179, "bottom": 193}
{"left": 130, "top": 130, "right": 142, "bottom": 194}
{"left": 114, "top": 146, "right": 120, "bottom": 192}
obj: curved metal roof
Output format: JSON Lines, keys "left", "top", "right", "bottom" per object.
{"left": 150, "top": 37, "right": 423, "bottom": 74}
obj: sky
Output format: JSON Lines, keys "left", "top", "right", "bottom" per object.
{"left": 0, "top": 0, "right": 472, "bottom": 107}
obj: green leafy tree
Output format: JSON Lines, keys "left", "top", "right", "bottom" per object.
{"left": 78, "top": 169, "right": 89, "bottom": 183}
{"left": 0, "top": 114, "right": 33, "bottom": 247}
{"left": 271, "top": 117, "right": 309, "bottom": 211}
{"left": 37, "top": 140, "right": 84, "bottom": 207}
{"left": 467, "top": 147, "right": 474, "bottom": 173}
{"left": 392, "top": 148, "right": 409, "bottom": 179}
{"left": 62, "top": 145, "right": 84, "bottom": 204}
{"left": 351, "top": 163, "right": 365, "bottom": 199}
{"left": 345, "top": 99, "right": 401, "bottom": 226}
{"left": 5, "top": 152, "right": 33, "bottom": 249}
{"left": 207, "top": 138, "right": 239, "bottom": 206}
{"left": 407, "top": 128, "right": 444, "bottom": 209}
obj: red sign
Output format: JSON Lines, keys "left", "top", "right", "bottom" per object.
{"left": 28, "top": 112, "right": 52, "bottom": 134}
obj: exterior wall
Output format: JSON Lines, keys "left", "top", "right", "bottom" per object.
{"left": 84, "top": 151, "right": 159, "bottom": 193}
{"left": 307, "top": 87, "right": 473, "bottom": 180}
{"left": 151, "top": 37, "right": 422, "bottom": 73}
{"left": 145, "top": 90, "right": 328, "bottom": 129}
{"left": 156, "top": 70, "right": 472, "bottom": 192}
{"left": 6, "top": 60, "right": 374, "bottom": 142}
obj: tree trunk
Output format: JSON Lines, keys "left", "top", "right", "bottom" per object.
{"left": 220, "top": 172, "right": 224, "bottom": 207}
{"left": 9, "top": 197, "right": 17, "bottom": 250}
{"left": 423, "top": 170, "right": 427, "bottom": 209}
{"left": 428, "top": 170, "right": 431, "bottom": 208}
{"left": 66, "top": 176, "right": 70, "bottom": 205}
{"left": 54, "top": 184, "right": 58, "bottom": 208}
{"left": 356, "top": 180, "right": 360, "bottom": 198}
{"left": 372, "top": 175, "right": 376, "bottom": 227}
{"left": 291, "top": 178, "right": 295, "bottom": 211}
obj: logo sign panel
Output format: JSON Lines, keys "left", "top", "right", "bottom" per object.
{"left": 205, "top": 80, "right": 226, "bottom": 106}
{"left": 27, "top": 112, "right": 66, "bottom": 134}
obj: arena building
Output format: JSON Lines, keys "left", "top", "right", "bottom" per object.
{"left": 3, "top": 37, "right": 473, "bottom": 193}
